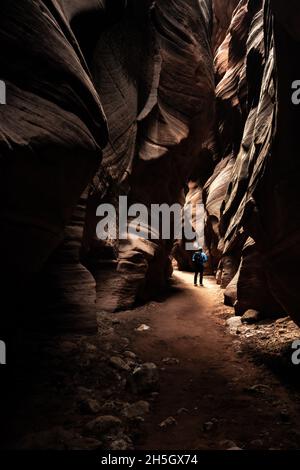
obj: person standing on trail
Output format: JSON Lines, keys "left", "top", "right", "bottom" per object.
{"left": 192, "top": 247, "right": 208, "bottom": 286}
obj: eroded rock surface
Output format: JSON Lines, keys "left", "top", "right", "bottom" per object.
{"left": 201, "top": 0, "right": 300, "bottom": 324}
{"left": 0, "top": 0, "right": 111, "bottom": 333}
{"left": 85, "top": 0, "right": 215, "bottom": 311}
{"left": 1, "top": 0, "right": 300, "bottom": 333}
{"left": 0, "top": 0, "right": 215, "bottom": 329}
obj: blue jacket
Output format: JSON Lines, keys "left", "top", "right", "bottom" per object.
{"left": 192, "top": 251, "right": 208, "bottom": 267}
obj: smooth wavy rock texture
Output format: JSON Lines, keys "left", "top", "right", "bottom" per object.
{"left": 202, "top": 0, "right": 300, "bottom": 325}
{"left": 87, "top": 0, "right": 215, "bottom": 311}
{"left": 0, "top": 0, "right": 109, "bottom": 279}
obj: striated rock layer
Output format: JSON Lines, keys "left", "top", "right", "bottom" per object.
{"left": 0, "top": 0, "right": 215, "bottom": 329}
{"left": 2, "top": 0, "right": 299, "bottom": 332}
{"left": 202, "top": 0, "right": 300, "bottom": 325}
{"left": 0, "top": 0, "right": 112, "bottom": 333}
{"left": 86, "top": 0, "right": 215, "bottom": 311}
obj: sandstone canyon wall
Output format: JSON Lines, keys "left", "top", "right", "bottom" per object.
{"left": 83, "top": 0, "right": 215, "bottom": 312}
{"left": 0, "top": 0, "right": 215, "bottom": 333}
{"left": 202, "top": 0, "right": 300, "bottom": 326}
{"left": 0, "top": 0, "right": 111, "bottom": 334}
{"left": 1, "top": 0, "right": 300, "bottom": 335}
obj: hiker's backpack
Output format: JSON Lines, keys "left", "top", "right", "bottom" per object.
{"left": 192, "top": 252, "right": 208, "bottom": 265}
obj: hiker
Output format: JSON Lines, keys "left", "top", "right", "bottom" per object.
{"left": 192, "top": 247, "right": 208, "bottom": 286}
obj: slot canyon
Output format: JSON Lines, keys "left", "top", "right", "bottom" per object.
{"left": 1, "top": 0, "right": 300, "bottom": 451}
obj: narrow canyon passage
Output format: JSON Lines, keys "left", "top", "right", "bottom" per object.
{"left": 1, "top": 0, "right": 300, "bottom": 454}
{"left": 1, "top": 272, "right": 300, "bottom": 450}
{"left": 117, "top": 272, "right": 300, "bottom": 450}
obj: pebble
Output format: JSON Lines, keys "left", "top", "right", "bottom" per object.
{"left": 78, "top": 398, "right": 101, "bottom": 415}
{"left": 100, "top": 400, "right": 122, "bottom": 413}
{"left": 77, "top": 386, "right": 93, "bottom": 396}
{"left": 135, "top": 324, "right": 151, "bottom": 332}
{"left": 125, "top": 359, "right": 136, "bottom": 369}
{"left": 85, "top": 343, "right": 98, "bottom": 353}
{"left": 124, "top": 351, "right": 137, "bottom": 360}
{"left": 241, "top": 310, "right": 261, "bottom": 324}
{"left": 122, "top": 401, "right": 150, "bottom": 419}
{"left": 159, "top": 417, "right": 177, "bottom": 429}
{"left": 109, "top": 438, "right": 132, "bottom": 451}
{"left": 226, "top": 316, "right": 242, "bottom": 333}
{"left": 203, "top": 421, "right": 214, "bottom": 432}
{"left": 219, "top": 439, "right": 239, "bottom": 450}
{"left": 110, "top": 356, "right": 130, "bottom": 372}
{"left": 250, "top": 439, "right": 264, "bottom": 449}
{"left": 162, "top": 357, "right": 180, "bottom": 365}
{"left": 150, "top": 392, "right": 160, "bottom": 401}
{"left": 119, "top": 337, "right": 130, "bottom": 349}
{"left": 130, "top": 363, "right": 159, "bottom": 393}
{"left": 177, "top": 408, "right": 189, "bottom": 415}
{"left": 247, "top": 384, "right": 271, "bottom": 395}
{"left": 85, "top": 415, "right": 123, "bottom": 434}
{"left": 275, "top": 317, "right": 290, "bottom": 324}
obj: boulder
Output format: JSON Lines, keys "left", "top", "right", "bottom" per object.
{"left": 241, "top": 309, "right": 261, "bottom": 324}
{"left": 129, "top": 363, "right": 159, "bottom": 393}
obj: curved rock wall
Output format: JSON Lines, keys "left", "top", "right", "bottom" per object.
{"left": 85, "top": 0, "right": 215, "bottom": 311}
{"left": 0, "top": 1, "right": 108, "bottom": 276}
{"left": 242, "top": 0, "right": 300, "bottom": 324}
{"left": 0, "top": 0, "right": 111, "bottom": 333}
{"left": 201, "top": 0, "right": 262, "bottom": 285}
{"left": 218, "top": 0, "right": 282, "bottom": 317}
{"left": 212, "top": 0, "right": 240, "bottom": 51}
{"left": 2, "top": 0, "right": 299, "bottom": 332}
{"left": 0, "top": 1, "right": 215, "bottom": 326}
{"left": 203, "top": 0, "right": 300, "bottom": 325}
